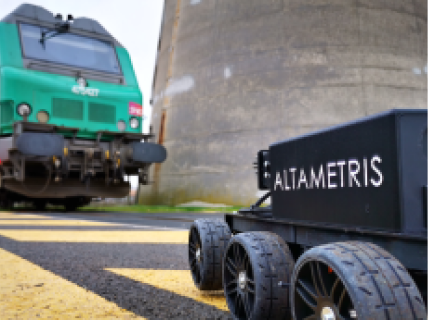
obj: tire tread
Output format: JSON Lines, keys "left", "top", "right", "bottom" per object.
{"left": 190, "top": 218, "right": 231, "bottom": 290}
{"left": 318, "top": 241, "right": 426, "bottom": 320}
{"left": 226, "top": 232, "right": 295, "bottom": 320}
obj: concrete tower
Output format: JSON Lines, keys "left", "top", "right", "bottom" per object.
{"left": 140, "top": 0, "right": 427, "bottom": 206}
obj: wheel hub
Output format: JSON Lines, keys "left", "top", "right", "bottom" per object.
{"left": 196, "top": 248, "right": 201, "bottom": 262}
{"left": 321, "top": 306, "right": 335, "bottom": 320}
{"left": 238, "top": 271, "right": 247, "bottom": 290}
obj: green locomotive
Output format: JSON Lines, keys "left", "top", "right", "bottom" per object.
{"left": 0, "top": 4, "right": 166, "bottom": 210}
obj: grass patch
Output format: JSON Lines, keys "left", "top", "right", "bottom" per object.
{"left": 79, "top": 204, "right": 244, "bottom": 213}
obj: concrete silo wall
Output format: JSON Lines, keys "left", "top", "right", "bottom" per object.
{"left": 140, "top": 0, "right": 427, "bottom": 206}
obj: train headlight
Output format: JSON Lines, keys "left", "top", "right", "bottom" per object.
{"left": 36, "top": 111, "right": 50, "bottom": 123}
{"left": 129, "top": 117, "right": 139, "bottom": 129}
{"left": 17, "top": 103, "right": 32, "bottom": 117}
{"left": 77, "top": 77, "right": 87, "bottom": 87}
{"left": 117, "top": 120, "right": 126, "bottom": 132}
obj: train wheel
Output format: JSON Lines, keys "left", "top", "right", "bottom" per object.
{"left": 291, "top": 241, "right": 427, "bottom": 319}
{"left": 0, "top": 190, "right": 14, "bottom": 210}
{"left": 1, "top": 198, "right": 14, "bottom": 210}
{"left": 188, "top": 219, "right": 231, "bottom": 290}
{"left": 64, "top": 203, "right": 78, "bottom": 212}
{"left": 223, "top": 232, "right": 295, "bottom": 320}
{"left": 33, "top": 200, "right": 47, "bottom": 211}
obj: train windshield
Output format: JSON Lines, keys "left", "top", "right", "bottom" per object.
{"left": 20, "top": 23, "right": 121, "bottom": 74}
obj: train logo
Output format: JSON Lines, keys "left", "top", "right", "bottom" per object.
{"left": 129, "top": 102, "right": 143, "bottom": 117}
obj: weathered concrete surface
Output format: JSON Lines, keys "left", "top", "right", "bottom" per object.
{"left": 140, "top": 0, "right": 427, "bottom": 206}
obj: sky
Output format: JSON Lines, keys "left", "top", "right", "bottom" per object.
{"left": 0, "top": 0, "right": 164, "bottom": 134}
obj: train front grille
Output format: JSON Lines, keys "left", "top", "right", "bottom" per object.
{"left": 88, "top": 103, "right": 116, "bottom": 124}
{"left": 52, "top": 98, "right": 84, "bottom": 120}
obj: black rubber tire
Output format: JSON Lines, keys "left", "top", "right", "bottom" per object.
{"left": 223, "top": 232, "right": 295, "bottom": 320}
{"left": 188, "top": 218, "right": 231, "bottom": 290}
{"left": 291, "top": 241, "right": 427, "bottom": 319}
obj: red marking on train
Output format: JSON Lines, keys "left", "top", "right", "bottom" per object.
{"left": 129, "top": 102, "right": 143, "bottom": 117}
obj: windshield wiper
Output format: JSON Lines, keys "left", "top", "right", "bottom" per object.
{"left": 40, "top": 15, "right": 72, "bottom": 45}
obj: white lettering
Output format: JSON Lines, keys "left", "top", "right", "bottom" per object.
{"left": 310, "top": 165, "right": 325, "bottom": 189}
{"left": 327, "top": 162, "right": 337, "bottom": 189}
{"left": 297, "top": 168, "right": 308, "bottom": 189}
{"left": 284, "top": 170, "right": 291, "bottom": 190}
{"left": 276, "top": 154, "right": 383, "bottom": 192}
{"left": 336, "top": 160, "right": 346, "bottom": 188}
{"left": 72, "top": 86, "right": 80, "bottom": 94}
{"left": 274, "top": 172, "right": 283, "bottom": 190}
{"left": 363, "top": 157, "right": 368, "bottom": 187}
{"left": 370, "top": 155, "right": 383, "bottom": 187}
{"left": 348, "top": 159, "right": 361, "bottom": 187}
{"left": 71, "top": 86, "right": 99, "bottom": 97}
{"left": 289, "top": 167, "right": 297, "bottom": 190}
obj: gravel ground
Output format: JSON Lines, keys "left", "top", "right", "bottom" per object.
{"left": 0, "top": 213, "right": 232, "bottom": 319}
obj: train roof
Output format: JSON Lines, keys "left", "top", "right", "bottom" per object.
{"left": 1, "top": 3, "right": 123, "bottom": 47}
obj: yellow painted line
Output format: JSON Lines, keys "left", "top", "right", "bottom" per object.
{"left": 107, "top": 268, "right": 228, "bottom": 311}
{"left": 0, "top": 219, "right": 116, "bottom": 226}
{"left": 0, "top": 213, "right": 52, "bottom": 219}
{"left": 0, "top": 248, "right": 143, "bottom": 319}
{"left": 0, "top": 230, "right": 189, "bottom": 243}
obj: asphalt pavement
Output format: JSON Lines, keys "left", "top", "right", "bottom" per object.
{"left": 0, "top": 210, "right": 232, "bottom": 319}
